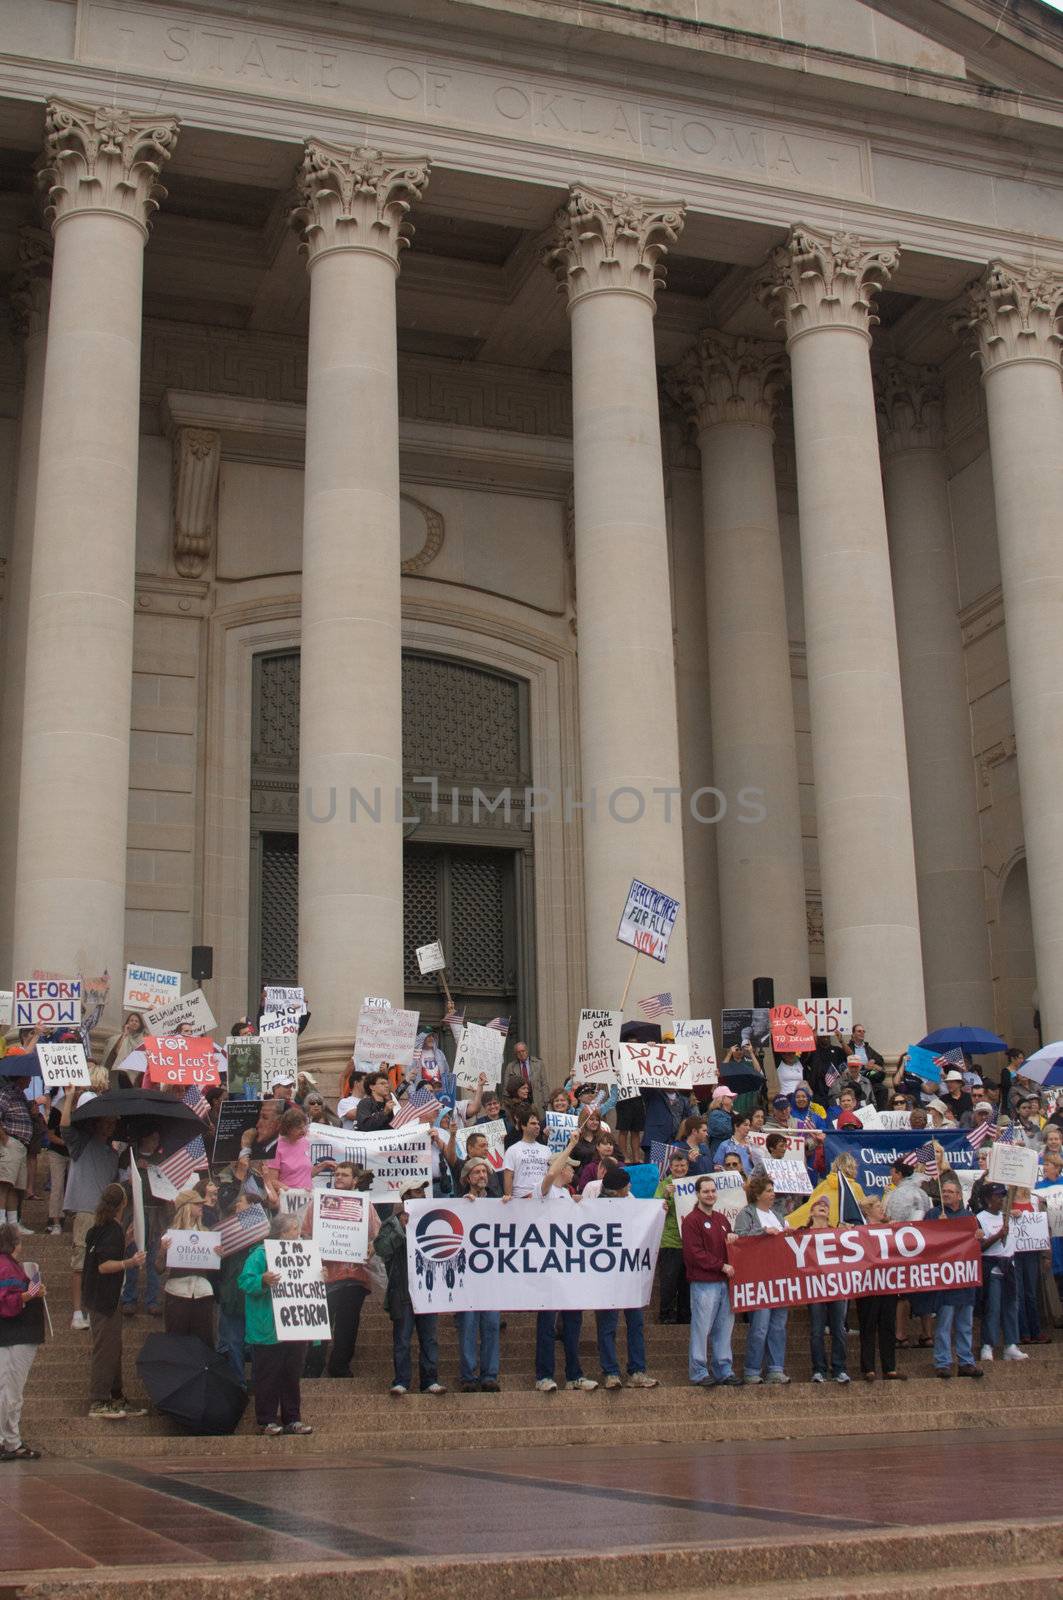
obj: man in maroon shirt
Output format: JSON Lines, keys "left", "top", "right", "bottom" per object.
{"left": 681, "top": 1176, "right": 741, "bottom": 1388}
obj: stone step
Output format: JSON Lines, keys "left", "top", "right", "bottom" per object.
{"left": 643, "top": 1567, "right": 1063, "bottom": 1600}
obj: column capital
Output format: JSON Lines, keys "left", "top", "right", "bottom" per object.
{"left": 37, "top": 99, "right": 178, "bottom": 235}
{"left": 543, "top": 184, "right": 685, "bottom": 311}
{"left": 291, "top": 140, "right": 430, "bottom": 269}
{"left": 950, "top": 260, "right": 1063, "bottom": 374}
{"left": 875, "top": 357, "right": 945, "bottom": 456}
{"left": 668, "top": 330, "right": 788, "bottom": 433}
{"left": 755, "top": 224, "right": 899, "bottom": 346}
{"left": 9, "top": 225, "right": 52, "bottom": 340}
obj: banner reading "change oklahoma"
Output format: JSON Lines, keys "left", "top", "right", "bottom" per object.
{"left": 728, "top": 1218, "right": 982, "bottom": 1313}
{"left": 406, "top": 1197, "right": 664, "bottom": 1313}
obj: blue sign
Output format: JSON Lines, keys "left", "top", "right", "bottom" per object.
{"left": 905, "top": 1044, "right": 941, "bottom": 1084}
{"left": 823, "top": 1128, "right": 977, "bottom": 1194}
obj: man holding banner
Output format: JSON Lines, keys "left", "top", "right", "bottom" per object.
{"left": 681, "top": 1176, "right": 738, "bottom": 1388}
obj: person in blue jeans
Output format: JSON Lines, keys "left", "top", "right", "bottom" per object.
{"left": 927, "top": 1178, "right": 984, "bottom": 1379}
{"left": 803, "top": 1195, "right": 850, "bottom": 1383}
{"left": 733, "top": 1173, "right": 790, "bottom": 1384}
{"left": 977, "top": 1184, "right": 1027, "bottom": 1362}
{"left": 455, "top": 1159, "right": 501, "bottom": 1390}
{"left": 533, "top": 1143, "right": 597, "bottom": 1392}
{"left": 680, "top": 1174, "right": 740, "bottom": 1387}
{"left": 374, "top": 1180, "right": 447, "bottom": 1397}
{"left": 594, "top": 1167, "right": 659, "bottom": 1389}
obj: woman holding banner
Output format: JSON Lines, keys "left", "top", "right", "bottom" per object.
{"left": 733, "top": 1174, "right": 790, "bottom": 1384}
{"left": 926, "top": 1178, "right": 983, "bottom": 1380}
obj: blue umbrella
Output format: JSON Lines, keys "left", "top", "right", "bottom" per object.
{"left": 0, "top": 1051, "right": 39, "bottom": 1078}
{"left": 1019, "top": 1043, "right": 1063, "bottom": 1090}
{"left": 917, "top": 1026, "right": 1007, "bottom": 1055}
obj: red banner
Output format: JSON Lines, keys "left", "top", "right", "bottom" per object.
{"left": 143, "top": 1034, "right": 220, "bottom": 1088}
{"left": 769, "top": 1004, "right": 816, "bottom": 1053}
{"left": 728, "top": 1218, "right": 981, "bottom": 1313}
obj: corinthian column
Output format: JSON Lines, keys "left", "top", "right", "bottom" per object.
{"left": 545, "top": 187, "right": 690, "bottom": 1014}
{"left": 756, "top": 227, "right": 925, "bottom": 1050}
{"left": 953, "top": 264, "right": 1063, "bottom": 1038}
{"left": 877, "top": 360, "right": 993, "bottom": 1028}
{"left": 13, "top": 102, "right": 178, "bottom": 996}
{"left": 670, "top": 333, "right": 809, "bottom": 1006}
{"left": 290, "top": 142, "right": 429, "bottom": 1054}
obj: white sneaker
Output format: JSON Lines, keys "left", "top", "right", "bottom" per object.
{"left": 980, "top": 1345, "right": 994, "bottom": 1362}
{"left": 603, "top": 1373, "right": 623, "bottom": 1390}
{"left": 46, "top": 1223, "right": 62, "bottom": 1236}
{"left": 16, "top": 1224, "right": 34, "bottom": 1236}
{"left": 71, "top": 1310, "right": 90, "bottom": 1331}
{"left": 389, "top": 1384, "right": 407, "bottom": 1396}
{"left": 565, "top": 1376, "right": 598, "bottom": 1391}
{"left": 535, "top": 1378, "right": 557, "bottom": 1393}
{"left": 811, "top": 1372, "right": 826, "bottom": 1384}
{"left": 1003, "top": 1345, "right": 1029, "bottom": 1361}
{"left": 627, "top": 1371, "right": 658, "bottom": 1389}
{"left": 424, "top": 1382, "right": 447, "bottom": 1395}
{"left": 835, "top": 1372, "right": 851, "bottom": 1384}
{"left": 764, "top": 1372, "right": 791, "bottom": 1385}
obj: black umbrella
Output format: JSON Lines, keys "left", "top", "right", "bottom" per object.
{"left": 136, "top": 1332, "right": 248, "bottom": 1435}
{"left": 71, "top": 1087, "right": 205, "bottom": 1156}
{"left": 0, "top": 1052, "right": 39, "bottom": 1078}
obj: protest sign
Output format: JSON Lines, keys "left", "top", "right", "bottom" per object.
{"left": 616, "top": 1040, "right": 692, "bottom": 1091}
{"left": 1010, "top": 1209, "right": 1050, "bottom": 1254}
{"left": 354, "top": 1003, "right": 419, "bottom": 1067}
{"left": 14, "top": 979, "right": 81, "bottom": 1029}
{"left": 672, "top": 1171, "right": 746, "bottom": 1224}
{"left": 544, "top": 1110, "right": 579, "bottom": 1155}
{"left": 616, "top": 879, "right": 680, "bottom": 964}
{"left": 416, "top": 941, "right": 446, "bottom": 975}
{"left": 259, "top": 1012, "right": 299, "bottom": 1039}
{"left": 572, "top": 1009, "right": 622, "bottom": 1085}
{"left": 143, "top": 1034, "right": 220, "bottom": 1088}
{"left": 165, "top": 1230, "right": 221, "bottom": 1270}
{"left": 212, "top": 1100, "right": 262, "bottom": 1165}
{"left": 80, "top": 974, "right": 110, "bottom": 1010}
{"left": 762, "top": 1157, "right": 812, "bottom": 1195}
{"left": 797, "top": 998, "right": 852, "bottom": 1037}
{"left": 823, "top": 1128, "right": 977, "bottom": 1193}
{"left": 987, "top": 1143, "right": 1040, "bottom": 1189}
{"left": 407, "top": 1196, "right": 664, "bottom": 1313}
{"left": 264, "top": 986, "right": 305, "bottom": 1020}
{"left": 770, "top": 1005, "right": 816, "bottom": 1054}
{"left": 312, "top": 1189, "right": 369, "bottom": 1263}
{"left": 748, "top": 1128, "right": 809, "bottom": 1162}
{"left": 362, "top": 996, "right": 392, "bottom": 1010}
{"left": 729, "top": 1217, "right": 982, "bottom": 1313}
{"left": 264, "top": 1238, "right": 328, "bottom": 1341}
{"left": 261, "top": 1032, "right": 298, "bottom": 1093}
{"left": 455, "top": 1118, "right": 506, "bottom": 1169}
{"left": 146, "top": 1165, "right": 180, "bottom": 1202}
{"left": 671, "top": 1019, "right": 717, "bottom": 1085}
{"left": 224, "top": 1037, "right": 261, "bottom": 1098}
{"left": 720, "top": 1007, "right": 770, "bottom": 1054}
{"left": 1040, "top": 1188, "right": 1063, "bottom": 1239}
{"left": 0, "top": 992, "right": 11, "bottom": 1027}
{"left": 874, "top": 1110, "right": 912, "bottom": 1130}
{"left": 307, "top": 1122, "right": 432, "bottom": 1199}
{"left": 280, "top": 1188, "right": 312, "bottom": 1221}
{"left": 453, "top": 1022, "right": 505, "bottom": 1089}
{"left": 123, "top": 964, "right": 180, "bottom": 1011}
{"left": 144, "top": 988, "right": 217, "bottom": 1037}
{"left": 905, "top": 1043, "right": 942, "bottom": 1084}
{"left": 36, "top": 1041, "right": 91, "bottom": 1089}
{"left": 131, "top": 1166, "right": 146, "bottom": 1254}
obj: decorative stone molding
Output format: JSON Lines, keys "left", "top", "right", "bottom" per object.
{"left": 37, "top": 99, "right": 178, "bottom": 234}
{"left": 9, "top": 226, "right": 52, "bottom": 341}
{"left": 806, "top": 896, "right": 825, "bottom": 956}
{"left": 755, "top": 224, "right": 899, "bottom": 345}
{"left": 543, "top": 185, "right": 685, "bottom": 310}
{"left": 290, "top": 140, "right": 430, "bottom": 267}
{"left": 875, "top": 357, "right": 945, "bottom": 456}
{"left": 668, "top": 330, "right": 788, "bottom": 433}
{"left": 951, "top": 261, "right": 1063, "bottom": 374}
{"left": 171, "top": 427, "right": 221, "bottom": 578}
{"left": 400, "top": 493, "right": 445, "bottom": 575}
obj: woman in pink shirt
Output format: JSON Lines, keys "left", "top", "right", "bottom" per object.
{"left": 268, "top": 1106, "right": 313, "bottom": 1191}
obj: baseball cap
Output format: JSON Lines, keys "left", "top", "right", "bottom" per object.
{"left": 771, "top": 1095, "right": 789, "bottom": 1110}
{"left": 713, "top": 1086, "right": 736, "bottom": 1099}
{"left": 973, "top": 1101, "right": 993, "bottom": 1114}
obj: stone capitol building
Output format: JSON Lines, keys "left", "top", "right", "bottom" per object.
{"left": 1, "top": 0, "right": 1062, "bottom": 1080}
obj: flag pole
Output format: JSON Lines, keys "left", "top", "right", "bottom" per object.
{"left": 618, "top": 950, "right": 639, "bottom": 1014}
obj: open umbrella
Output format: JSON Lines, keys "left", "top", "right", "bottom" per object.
{"left": 0, "top": 1051, "right": 39, "bottom": 1078}
{"left": 1018, "top": 1043, "right": 1063, "bottom": 1090}
{"left": 71, "top": 1087, "right": 205, "bottom": 1156}
{"left": 136, "top": 1332, "right": 247, "bottom": 1435}
{"left": 917, "top": 1026, "right": 1007, "bottom": 1055}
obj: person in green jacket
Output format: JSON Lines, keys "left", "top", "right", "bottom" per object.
{"left": 237, "top": 1215, "right": 313, "bottom": 1436}
{"left": 654, "top": 1149, "right": 691, "bottom": 1324}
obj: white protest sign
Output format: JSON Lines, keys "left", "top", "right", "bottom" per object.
{"left": 1010, "top": 1208, "right": 1050, "bottom": 1254}
{"left": 616, "top": 878, "right": 681, "bottom": 964}
{"left": 748, "top": 1128, "right": 810, "bottom": 1162}
{"left": 280, "top": 1187, "right": 312, "bottom": 1221}
{"left": 455, "top": 1117, "right": 507, "bottom": 1170}
{"left": 874, "top": 1110, "right": 912, "bottom": 1130}
{"left": 453, "top": 1022, "right": 505, "bottom": 1089}
{"left": 265, "top": 1237, "right": 328, "bottom": 1341}
{"left": 672, "top": 1170, "right": 747, "bottom": 1224}
{"left": 312, "top": 1189, "right": 369, "bottom": 1263}
{"left": 123, "top": 964, "right": 181, "bottom": 1011}
{"left": 762, "top": 1157, "right": 813, "bottom": 1195}
{"left": 544, "top": 1110, "right": 579, "bottom": 1155}
{"left": 355, "top": 1003, "right": 420, "bottom": 1067}
{"left": 264, "top": 986, "right": 306, "bottom": 1020}
{"left": 14, "top": 979, "right": 81, "bottom": 1028}
{"left": 0, "top": 992, "right": 12, "bottom": 1027}
{"left": 987, "top": 1143, "right": 1040, "bottom": 1189}
{"left": 797, "top": 997, "right": 853, "bottom": 1037}
{"left": 261, "top": 1032, "right": 298, "bottom": 1092}
{"left": 146, "top": 1164, "right": 180, "bottom": 1202}
{"left": 362, "top": 996, "right": 392, "bottom": 1010}
{"left": 144, "top": 988, "right": 217, "bottom": 1037}
{"left": 307, "top": 1122, "right": 432, "bottom": 1199}
{"left": 572, "top": 1010, "right": 622, "bottom": 1085}
{"left": 613, "top": 1057, "right": 642, "bottom": 1102}
{"left": 616, "top": 1040, "right": 692, "bottom": 1091}
{"left": 36, "top": 1041, "right": 91, "bottom": 1088}
{"left": 415, "top": 941, "right": 446, "bottom": 975}
{"left": 165, "top": 1229, "right": 222, "bottom": 1270}
{"left": 672, "top": 1019, "right": 718, "bottom": 1084}
{"left": 131, "top": 1166, "right": 146, "bottom": 1254}
{"left": 1040, "top": 1188, "right": 1063, "bottom": 1238}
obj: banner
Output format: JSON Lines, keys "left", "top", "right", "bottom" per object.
{"left": 987, "top": 1143, "right": 1039, "bottom": 1189}
{"left": 307, "top": 1122, "right": 432, "bottom": 1199}
{"left": 415, "top": 941, "right": 446, "bottom": 975}
{"left": 355, "top": 1003, "right": 419, "bottom": 1067}
{"left": 770, "top": 1005, "right": 816, "bottom": 1053}
{"left": 452, "top": 1022, "right": 505, "bottom": 1089}
{"left": 572, "top": 1009, "right": 622, "bottom": 1085}
{"left": 797, "top": 998, "right": 852, "bottom": 1037}
{"left": 748, "top": 1127, "right": 809, "bottom": 1162}
{"left": 1010, "top": 1209, "right": 1049, "bottom": 1254}
{"left": 144, "top": 989, "right": 217, "bottom": 1037}
{"left": 165, "top": 1229, "right": 222, "bottom": 1270}
{"left": 672, "top": 1019, "right": 717, "bottom": 1085}
{"left": 822, "top": 1128, "right": 977, "bottom": 1193}
{"left": 143, "top": 1034, "right": 220, "bottom": 1088}
{"left": 36, "top": 1041, "right": 91, "bottom": 1089}
{"left": 265, "top": 1238, "right": 328, "bottom": 1341}
{"left": 212, "top": 1100, "right": 262, "bottom": 1165}
{"left": 616, "top": 878, "right": 680, "bottom": 964}
{"left": 406, "top": 1196, "right": 665, "bottom": 1313}
{"left": 312, "top": 1189, "right": 369, "bottom": 1263}
{"left": 14, "top": 978, "right": 81, "bottom": 1028}
{"left": 544, "top": 1110, "right": 579, "bottom": 1154}
{"left": 729, "top": 1217, "right": 982, "bottom": 1312}
{"left": 123, "top": 964, "right": 181, "bottom": 1011}
{"left": 616, "top": 1039, "right": 692, "bottom": 1091}
{"left": 672, "top": 1170, "right": 746, "bottom": 1224}
{"left": 455, "top": 1118, "right": 506, "bottom": 1169}
{"left": 762, "top": 1157, "right": 812, "bottom": 1195}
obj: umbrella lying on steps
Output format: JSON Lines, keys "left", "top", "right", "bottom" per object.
{"left": 136, "top": 1332, "right": 247, "bottom": 1435}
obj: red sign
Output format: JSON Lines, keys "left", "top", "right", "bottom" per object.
{"left": 143, "top": 1034, "right": 220, "bottom": 1088}
{"left": 728, "top": 1218, "right": 982, "bottom": 1313}
{"left": 770, "top": 1004, "right": 816, "bottom": 1053}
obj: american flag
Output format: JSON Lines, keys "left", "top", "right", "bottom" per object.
{"left": 392, "top": 1085, "right": 442, "bottom": 1129}
{"left": 933, "top": 1048, "right": 966, "bottom": 1071}
{"left": 218, "top": 1202, "right": 270, "bottom": 1258}
{"left": 794, "top": 1115, "right": 815, "bottom": 1131}
{"left": 638, "top": 993, "right": 673, "bottom": 1021}
{"left": 649, "top": 1140, "right": 683, "bottom": 1177}
{"left": 158, "top": 1087, "right": 210, "bottom": 1188}
{"left": 824, "top": 1064, "right": 840, "bottom": 1089}
{"left": 967, "top": 1117, "right": 997, "bottom": 1149}
{"left": 438, "top": 1071, "right": 458, "bottom": 1110}
{"left": 996, "top": 1121, "right": 1018, "bottom": 1146}
{"left": 902, "top": 1139, "right": 940, "bottom": 1177}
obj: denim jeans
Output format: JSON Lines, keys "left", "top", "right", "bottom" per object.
{"left": 688, "top": 1280, "right": 734, "bottom": 1383}
{"left": 1013, "top": 1250, "right": 1041, "bottom": 1340}
{"left": 934, "top": 1301, "right": 975, "bottom": 1369}
{"left": 457, "top": 1311, "right": 501, "bottom": 1383}
{"left": 535, "top": 1310, "right": 583, "bottom": 1382}
{"left": 981, "top": 1261, "right": 1019, "bottom": 1349}
{"left": 216, "top": 1308, "right": 247, "bottom": 1383}
{"left": 121, "top": 1242, "right": 161, "bottom": 1310}
{"left": 809, "top": 1300, "right": 848, "bottom": 1378}
{"left": 595, "top": 1308, "right": 646, "bottom": 1377}
{"left": 744, "top": 1307, "right": 788, "bottom": 1378}
{"left": 392, "top": 1307, "right": 439, "bottom": 1390}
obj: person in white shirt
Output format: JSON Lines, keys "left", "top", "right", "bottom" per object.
{"left": 977, "top": 1184, "right": 1027, "bottom": 1363}
{"left": 528, "top": 1136, "right": 597, "bottom": 1393}
{"left": 501, "top": 1109, "right": 551, "bottom": 1200}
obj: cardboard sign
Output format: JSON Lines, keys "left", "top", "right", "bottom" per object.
{"left": 312, "top": 1190, "right": 369, "bottom": 1263}
{"left": 673, "top": 1170, "right": 747, "bottom": 1224}
{"left": 224, "top": 1037, "right": 262, "bottom": 1098}
{"left": 264, "top": 986, "right": 305, "bottom": 1020}
{"left": 797, "top": 998, "right": 853, "bottom": 1038}
{"left": 748, "top": 1128, "right": 809, "bottom": 1162}
{"left": 544, "top": 1110, "right": 580, "bottom": 1155}
{"left": 616, "top": 1040, "right": 692, "bottom": 1091}
{"left": 453, "top": 1022, "right": 505, "bottom": 1089}
{"left": 280, "top": 1187, "right": 313, "bottom": 1221}
{"left": 261, "top": 1032, "right": 298, "bottom": 1093}
{"left": 987, "top": 1143, "right": 1040, "bottom": 1189}
{"left": 770, "top": 1005, "right": 816, "bottom": 1053}
{"left": 165, "top": 1229, "right": 221, "bottom": 1270}
{"left": 144, "top": 989, "right": 217, "bottom": 1038}
{"left": 415, "top": 941, "right": 446, "bottom": 975}
{"left": 265, "top": 1238, "right": 328, "bottom": 1341}
{"left": 0, "top": 991, "right": 11, "bottom": 1027}
{"left": 616, "top": 878, "right": 680, "bottom": 964}
{"left": 1010, "top": 1209, "right": 1050, "bottom": 1254}
{"left": 572, "top": 1009, "right": 622, "bottom": 1085}
{"left": 354, "top": 1003, "right": 420, "bottom": 1067}
{"left": 362, "top": 996, "right": 392, "bottom": 1010}
{"left": 146, "top": 1165, "right": 180, "bottom": 1202}
{"left": 761, "top": 1157, "right": 813, "bottom": 1195}
{"left": 14, "top": 979, "right": 81, "bottom": 1028}
{"left": 874, "top": 1110, "right": 912, "bottom": 1130}
{"left": 131, "top": 1164, "right": 146, "bottom": 1253}
{"left": 80, "top": 974, "right": 111, "bottom": 1010}
{"left": 672, "top": 1019, "right": 718, "bottom": 1084}
{"left": 143, "top": 1034, "right": 220, "bottom": 1088}
{"left": 905, "top": 1043, "right": 942, "bottom": 1084}
{"left": 123, "top": 964, "right": 181, "bottom": 1012}
{"left": 36, "top": 1041, "right": 91, "bottom": 1088}
{"left": 455, "top": 1118, "right": 506, "bottom": 1170}
{"left": 212, "top": 1100, "right": 263, "bottom": 1165}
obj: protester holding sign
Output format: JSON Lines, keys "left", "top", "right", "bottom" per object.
{"left": 455, "top": 1161, "right": 502, "bottom": 1392}
{"left": 655, "top": 1150, "right": 692, "bottom": 1324}
{"left": 158, "top": 1189, "right": 219, "bottom": 1343}
{"left": 803, "top": 1196, "right": 850, "bottom": 1384}
{"left": 238, "top": 1215, "right": 314, "bottom": 1435}
{"left": 267, "top": 1106, "right": 313, "bottom": 1192}
{"left": 60, "top": 1088, "right": 121, "bottom": 1330}
{"left": 1009, "top": 1186, "right": 1048, "bottom": 1345}
{"left": 594, "top": 1167, "right": 659, "bottom": 1390}
{"left": 532, "top": 1146, "right": 597, "bottom": 1394}
{"left": 305, "top": 1164, "right": 379, "bottom": 1380}
{"left": 354, "top": 1072, "right": 395, "bottom": 1132}
{"left": 373, "top": 1180, "right": 445, "bottom": 1397}
{"left": 854, "top": 1197, "right": 906, "bottom": 1382}
{"left": 733, "top": 1174, "right": 791, "bottom": 1384}
{"left": 976, "top": 1184, "right": 1026, "bottom": 1362}
{"left": 102, "top": 1013, "right": 148, "bottom": 1086}
{"left": 681, "top": 1176, "right": 737, "bottom": 1388}
{"left": 925, "top": 1178, "right": 983, "bottom": 1380}
{"left": 81, "top": 1184, "right": 147, "bottom": 1419}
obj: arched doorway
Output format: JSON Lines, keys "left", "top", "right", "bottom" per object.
{"left": 997, "top": 858, "right": 1039, "bottom": 1054}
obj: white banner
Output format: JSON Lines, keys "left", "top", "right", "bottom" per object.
{"left": 165, "top": 1229, "right": 222, "bottom": 1270}
{"left": 123, "top": 964, "right": 181, "bottom": 1011}
{"left": 312, "top": 1189, "right": 369, "bottom": 1263}
{"left": 748, "top": 1128, "right": 809, "bottom": 1162}
{"left": 797, "top": 997, "right": 853, "bottom": 1037}
{"left": 306, "top": 1122, "right": 432, "bottom": 1199}
{"left": 1010, "top": 1208, "right": 1050, "bottom": 1254}
{"left": 616, "top": 878, "right": 680, "bottom": 965}
{"left": 355, "top": 1003, "right": 420, "bottom": 1067}
{"left": 762, "top": 1157, "right": 812, "bottom": 1195}
{"left": 616, "top": 1039, "right": 692, "bottom": 1091}
{"left": 544, "top": 1110, "right": 579, "bottom": 1154}
{"left": 672, "top": 1019, "right": 718, "bottom": 1084}
{"left": 572, "top": 1009, "right": 622, "bottom": 1085}
{"left": 455, "top": 1118, "right": 506, "bottom": 1170}
{"left": 144, "top": 988, "right": 217, "bottom": 1037}
{"left": 988, "top": 1144, "right": 1040, "bottom": 1189}
{"left": 265, "top": 1238, "right": 328, "bottom": 1341}
{"left": 36, "top": 1041, "right": 91, "bottom": 1088}
{"left": 673, "top": 1170, "right": 747, "bottom": 1224}
{"left": 415, "top": 941, "right": 446, "bottom": 975}
{"left": 406, "top": 1196, "right": 665, "bottom": 1313}
{"left": 453, "top": 1022, "right": 505, "bottom": 1088}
